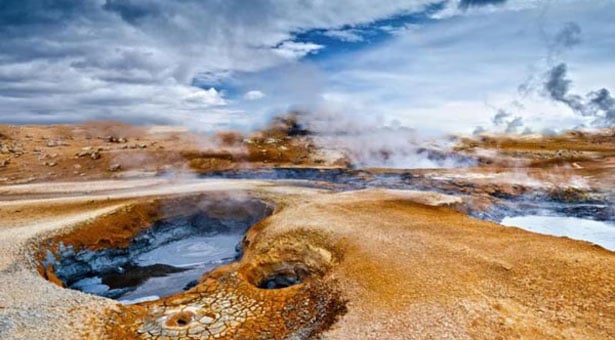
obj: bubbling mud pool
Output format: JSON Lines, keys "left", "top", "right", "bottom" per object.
{"left": 41, "top": 195, "right": 274, "bottom": 303}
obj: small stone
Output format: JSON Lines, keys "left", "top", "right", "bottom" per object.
{"left": 108, "top": 163, "right": 121, "bottom": 172}
{"left": 90, "top": 151, "right": 101, "bottom": 160}
{"left": 76, "top": 149, "right": 92, "bottom": 158}
{"left": 188, "top": 325, "right": 205, "bottom": 335}
{"left": 161, "top": 329, "right": 180, "bottom": 337}
{"left": 199, "top": 316, "right": 214, "bottom": 324}
{"left": 208, "top": 321, "right": 226, "bottom": 335}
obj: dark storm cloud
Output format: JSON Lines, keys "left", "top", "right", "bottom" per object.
{"left": 458, "top": 0, "right": 507, "bottom": 9}
{"left": 102, "top": 0, "right": 162, "bottom": 24}
{"left": 545, "top": 63, "right": 615, "bottom": 127}
{"left": 0, "top": 0, "right": 88, "bottom": 27}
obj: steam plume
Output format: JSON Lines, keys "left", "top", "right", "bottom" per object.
{"left": 544, "top": 63, "right": 615, "bottom": 127}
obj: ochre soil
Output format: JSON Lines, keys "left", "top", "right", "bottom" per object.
{"left": 454, "top": 129, "right": 615, "bottom": 191}
{"left": 0, "top": 115, "right": 347, "bottom": 185}
{"left": 0, "top": 184, "right": 612, "bottom": 339}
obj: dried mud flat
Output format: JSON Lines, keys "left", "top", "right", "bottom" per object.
{"left": 0, "top": 122, "right": 614, "bottom": 339}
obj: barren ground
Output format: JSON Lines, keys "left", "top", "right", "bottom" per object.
{"left": 0, "top": 121, "right": 613, "bottom": 339}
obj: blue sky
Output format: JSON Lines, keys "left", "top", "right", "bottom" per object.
{"left": 0, "top": 0, "right": 613, "bottom": 133}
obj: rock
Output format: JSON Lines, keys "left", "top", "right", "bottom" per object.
{"left": 0, "top": 145, "right": 10, "bottom": 154}
{"left": 0, "top": 159, "right": 9, "bottom": 167}
{"left": 108, "top": 163, "right": 121, "bottom": 172}
{"left": 44, "top": 161, "right": 57, "bottom": 167}
{"left": 76, "top": 148, "right": 102, "bottom": 160}
{"left": 183, "top": 280, "right": 198, "bottom": 291}
{"left": 102, "top": 136, "right": 128, "bottom": 143}
{"left": 199, "top": 316, "right": 215, "bottom": 324}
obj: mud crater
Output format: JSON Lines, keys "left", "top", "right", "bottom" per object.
{"left": 39, "top": 195, "right": 274, "bottom": 302}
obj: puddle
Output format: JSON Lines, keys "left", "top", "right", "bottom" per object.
{"left": 501, "top": 215, "right": 615, "bottom": 251}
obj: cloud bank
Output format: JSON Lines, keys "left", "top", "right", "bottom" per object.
{"left": 0, "top": 0, "right": 438, "bottom": 128}
{"left": 0, "top": 0, "right": 612, "bottom": 136}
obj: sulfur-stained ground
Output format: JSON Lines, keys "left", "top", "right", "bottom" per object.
{"left": 0, "top": 178, "right": 613, "bottom": 339}
{"left": 0, "top": 123, "right": 614, "bottom": 339}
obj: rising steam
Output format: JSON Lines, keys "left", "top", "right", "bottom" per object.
{"left": 474, "top": 19, "right": 614, "bottom": 135}
{"left": 544, "top": 63, "right": 615, "bottom": 127}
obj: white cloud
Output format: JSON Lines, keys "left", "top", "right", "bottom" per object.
{"left": 183, "top": 88, "right": 227, "bottom": 106}
{"left": 251, "top": 0, "right": 615, "bottom": 134}
{"left": 243, "top": 90, "right": 266, "bottom": 101}
{"left": 0, "top": 0, "right": 611, "bottom": 135}
{"left": 322, "top": 29, "right": 365, "bottom": 42}
{"left": 0, "top": 0, "right": 442, "bottom": 127}
{"left": 272, "top": 41, "right": 324, "bottom": 59}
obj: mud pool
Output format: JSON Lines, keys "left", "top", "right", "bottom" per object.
{"left": 43, "top": 197, "right": 272, "bottom": 303}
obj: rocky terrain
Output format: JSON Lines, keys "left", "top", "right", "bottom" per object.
{"left": 0, "top": 119, "right": 613, "bottom": 339}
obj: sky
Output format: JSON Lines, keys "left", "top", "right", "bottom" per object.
{"left": 0, "top": 0, "right": 614, "bottom": 134}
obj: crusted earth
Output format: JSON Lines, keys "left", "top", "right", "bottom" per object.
{"left": 0, "top": 122, "right": 614, "bottom": 339}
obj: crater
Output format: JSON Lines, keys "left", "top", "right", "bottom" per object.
{"left": 253, "top": 262, "right": 309, "bottom": 289}
{"left": 38, "top": 194, "right": 274, "bottom": 302}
